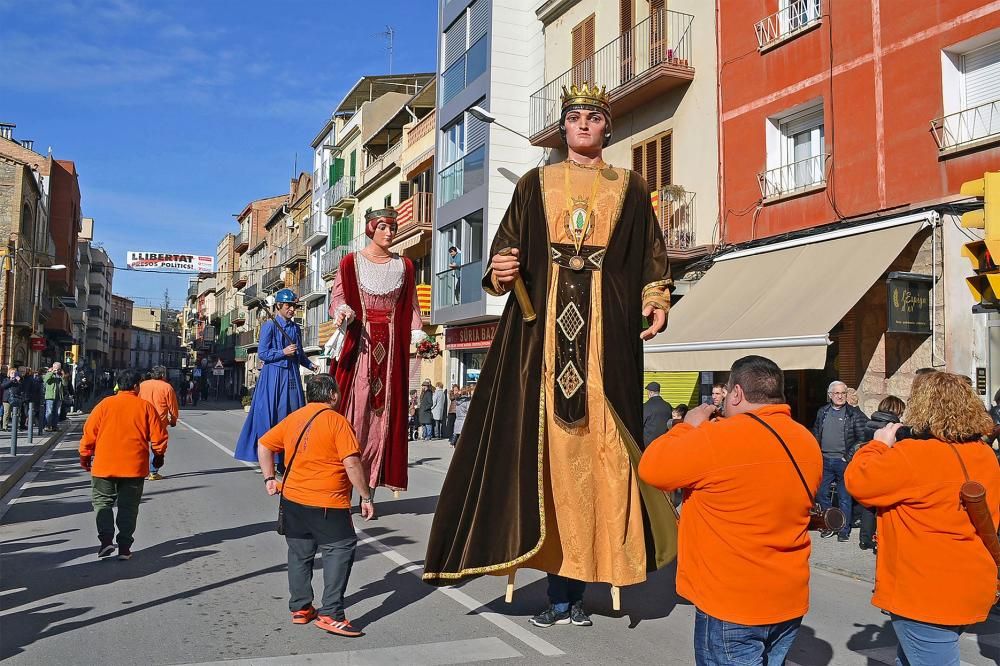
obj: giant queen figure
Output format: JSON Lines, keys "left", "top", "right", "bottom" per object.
{"left": 423, "top": 84, "right": 678, "bottom": 627}
{"left": 328, "top": 207, "right": 425, "bottom": 495}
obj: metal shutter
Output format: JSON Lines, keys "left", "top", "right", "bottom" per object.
{"left": 469, "top": 0, "right": 488, "bottom": 43}
{"left": 963, "top": 41, "right": 1000, "bottom": 109}
{"left": 642, "top": 372, "right": 700, "bottom": 408}
{"left": 466, "top": 105, "right": 488, "bottom": 149}
{"left": 443, "top": 16, "right": 466, "bottom": 70}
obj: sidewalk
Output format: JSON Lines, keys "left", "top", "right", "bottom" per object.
{"left": 0, "top": 415, "right": 84, "bottom": 497}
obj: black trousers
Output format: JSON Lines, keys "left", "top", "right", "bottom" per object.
{"left": 282, "top": 498, "right": 357, "bottom": 620}
{"left": 446, "top": 413, "right": 457, "bottom": 439}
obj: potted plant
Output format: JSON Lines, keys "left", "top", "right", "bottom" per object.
{"left": 241, "top": 395, "right": 252, "bottom": 412}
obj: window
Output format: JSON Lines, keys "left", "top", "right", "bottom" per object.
{"left": 631, "top": 131, "right": 672, "bottom": 191}
{"left": 933, "top": 39, "right": 1000, "bottom": 151}
{"left": 441, "top": 0, "right": 488, "bottom": 105}
{"left": 755, "top": 0, "right": 822, "bottom": 50}
{"left": 571, "top": 14, "right": 596, "bottom": 85}
{"left": 384, "top": 193, "right": 392, "bottom": 207}
{"left": 760, "top": 102, "right": 826, "bottom": 199}
{"left": 438, "top": 103, "right": 488, "bottom": 205}
{"left": 435, "top": 210, "right": 484, "bottom": 309}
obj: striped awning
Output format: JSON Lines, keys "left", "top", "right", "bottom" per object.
{"left": 390, "top": 233, "right": 424, "bottom": 253}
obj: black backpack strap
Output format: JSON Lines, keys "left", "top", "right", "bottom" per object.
{"left": 279, "top": 407, "right": 336, "bottom": 497}
{"left": 746, "top": 412, "right": 814, "bottom": 505}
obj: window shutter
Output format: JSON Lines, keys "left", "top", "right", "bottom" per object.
{"left": 644, "top": 140, "right": 658, "bottom": 190}
{"left": 469, "top": 0, "right": 488, "bottom": 43}
{"left": 466, "top": 107, "right": 488, "bottom": 149}
{"left": 650, "top": 0, "right": 665, "bottom": 64}
{"left": 632, "top": 144, "right": 643, "bottom": 176}
{"left": 330, "top": 158, "right": 344, "bottom": 185}
{"left": 399, "top": 181, "right": 412, "bottom": 203}
{"left": 572, "top": 23, "right": 583, "bottom": 66}
{"left": 962, "top": 41, "right": 1000, "bottom": 109}
{"left": 349, "top": 151, "right": 356, "bottom": 178}
{"left": 443, "top": 17, "right": 466, "bottom": 69}
{"left": 585, "top": 15, "right": 595, "bottom": 58}
{"left": 620, "top": 0, "right": 632, "bottom": 32}
{"left": 659, "top": 132, "right": 672, "bottom": 187}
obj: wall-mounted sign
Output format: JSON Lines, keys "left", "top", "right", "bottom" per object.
{"left": 886, "top": 272, "right": 933, "bottom": 335}
{"left": 127, "top": 252, "right": 214, "bottom": 272}
{"left": 29, "top": 336, "right": 46, "bottom": 351}
{"left": 445, "top": 322, "right": 498, "bottom": 350}
{"left": 977, "top": 367, "right": 988, "bottom": 396}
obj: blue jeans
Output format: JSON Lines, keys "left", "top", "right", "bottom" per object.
{"left": 694, "top": 609, "right": 801, "bottom": 665}
{"left": 149, "top": 450, "right": 159, "bottom": 475}
{"left": 421, "top": 424, "right": 433, "bottom": 439}
{"left": 45, "top": 399, "right": 58, "bottom": 429}
{"left": 546, "top": 574, "right": 585, "bottom": 613}
{"left": 818, "top": 456, "right": 852, "bottom": 536}
{"left": 891, "top": 615, "right": 964, "bottom": 666}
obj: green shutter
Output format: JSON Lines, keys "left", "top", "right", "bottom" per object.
{"left": 329, "top": 158, "right": 345, "bottom": 185}
{"left": 349, "top": 151, "right": 356, "bottom": 178}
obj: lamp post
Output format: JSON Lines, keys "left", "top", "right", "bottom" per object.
{"left": 467, "top": 106, "right": 533, "bottom": 142}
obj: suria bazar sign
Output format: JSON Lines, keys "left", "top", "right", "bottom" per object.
{"left": 126, "top": 252, "right": 214, "bottom": 272}
{"left": 445, "top": 322, "right": 498, "bottom": 350}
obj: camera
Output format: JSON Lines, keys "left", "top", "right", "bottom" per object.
{"left": 808, "top": 505, "right": 846, "bottom": 534}
{"left": 895, "top": 425, "right": 912, "bottom": 440}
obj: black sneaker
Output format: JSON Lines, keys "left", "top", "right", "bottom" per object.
{"left": 837, "top": 534, "right": 850, "bottom": 542}
{"left": 118, "top": 547, "right": 132, "bottom": 561}
{"left": 97, "top": 543, "right": 116, "bottom": 558}
{"left": 859, "top": 541, "right": 874, "bottom": 551}
{"left": 529, "top": 606, "right": 570, "bottom": 628}
{"left": 569, "top": 602, "right": 592, "bottom": 627}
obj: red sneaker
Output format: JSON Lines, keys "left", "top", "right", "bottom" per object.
{"left": 291, "top": 606, "right": 318, "bottom": 624}
{"left": 314, "top": 615, "right": 363, "bottom": 637}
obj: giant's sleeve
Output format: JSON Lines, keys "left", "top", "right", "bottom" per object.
{"left": 844, "top": 441, "right": 915, "bottom": 507}
{"left": 482, "top": 171, "right": 533, "bottom": 296}
{"left": 639, "top": 422, "right": 717, "bottom": 492}
{"left": 636, "top": 174, "right": 672, "bottom": 313}
{"left": 258, "top": 322, "right": 285, "bottom": 363}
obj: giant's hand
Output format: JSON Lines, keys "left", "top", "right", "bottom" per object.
{"left": 640, "top": 304, "right": 667, "bottom": 341}
{"left": 490, "top": 248, "right": 520, "bottom": 289}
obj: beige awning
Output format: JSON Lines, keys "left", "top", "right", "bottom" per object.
{"left": 390, "top": 231, "right": 426, "bottom": 253}
{"left": 643, "top": 214, "right": 933, "bottom": 371}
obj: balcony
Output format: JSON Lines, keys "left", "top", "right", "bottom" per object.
{"left": 263, "top": 266, "right": 285, "bottom": 291}
{"left": 758, "top": 153, "right": 827, "bottom": 201}
{"left": 439, "top": 145, "right": 486, "bottom": 205}
{"left": 394, "top": 191, "right": 434, "bottom": 244}
{"left": 528, "top": 9, "right": 694, "bottom": 147}
{"left": 326, "top": 232, "right": 367, "bottom": 278}
{"left": 279, "top": 243, "right": 307, "bottom": 268}
{"left": 305, "top": 212, "right": 328, "bottom": 246}
{"left": 236, "top": 330, "right": 258, "bottom": 348}
{"left": 441, "top": 35, "right": 487, "bottom": 106}
{"left": 187, "top": 283, "right": 198, "bottom": 299}
{"left": 931, "top": 99, "right": 1000, "bottom": 154}
{"left": 407, "top": 109, "right": 436, "bottom": 144}
{"left": 435, "top": 261, "right": 483, "bottom": 309}
{"left": 44, "top": 306, "right": 73, "bottom": 339}
{"left": 243, "top": 283, "right": 260, "bottom": 306}
{"left": 321, "top": 253, "right": 338, "bottom": 280}
{"left": 362, "top": 140, "right": 404, "bottom": 186}
{"left": 235, "top": 229, "right": 249, "bottom": 252}
{"left": 656, "top": 186, "right": 697, "bottom": 252}
{"left": 755, "top": 0, "right": 822, "bottom": 51}
{"left": 302, "top": 324, "right": 320, "bottom": 350}
{"left": 301, "top": 269, "right": 326, "bottom": 303}
{"left": 231, "top": 309, "right": 247, "bottom": 326}
{"left": 233, "top": 270, "right": 247, "bottom": 288}
{"left": 324, "top": 176, "right": 358, "bottom": 215}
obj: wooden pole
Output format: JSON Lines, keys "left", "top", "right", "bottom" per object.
{"left": 505, "top": 570, "right": 516, "bottom": 603}
{"left": 611, "top": 586, "right": 621, "bottom": 611}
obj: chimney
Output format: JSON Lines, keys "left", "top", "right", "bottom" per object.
{"left": 0, "top": 123, "right": 14, "bottom": 141}
{"left": 20, "top": 139, "right": 33, "bottom": 151}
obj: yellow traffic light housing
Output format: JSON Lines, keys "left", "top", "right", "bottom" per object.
{"left": 961, "top": 172, "right": 1000, "bottom": 309}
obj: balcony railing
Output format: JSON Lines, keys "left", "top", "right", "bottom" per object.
{"left": 930, "top": 99, "right": 1000, "bottom": 153}
{"left": 187, "top": 284, "right": 198, "bottom": 299}
{"left": 263, "top": 266, "right": 285, "bottom": 291}
{"left": 321, "top": 252, "right": 339, "bottom": 279}
{"left": 439, "top": 145, "right": 486, "bottom": 205}
{"left": 755, "top": 0, "right": 822, "bottom": 50}
{"left": 529, "top": 9, "right": 694, "bottom": 143}
{"left": 407, "top": 109, "right": 436, "bottom": 143}
{"left": 302, "top": 324, "right": 320, "bottom": 349}
{"left": 305, "top": 212, "right": 328, "bottom": 246}
{"left": 279, "top": 243, "right": 306, "bottom": 267}
{"left": 302, "top": 269, "right": 325, "bottom": 301}
{"left": 362, "top": 140, "right": 404, "bottom": 184}
{"left": 236, "top": 330, "right": 258, "bottom": 348}
{"left": 243, "top": 283, "right": 260, "bottom": 305}
{"left": 435, "top": 260, "right": 483, "bottom": 309}
{"left": 324, "top": 176, "right": 358, "bottom": 214}
{"left": 441, "top": 35, "right": 488, "bottom": 106}
{"left": 235, "top": 229, "right": 249, "bottom": 251}
{"left": 396, "top": 191, "right": 435, "bottom": 239}
{"left": 230, "top": 309, "right": 247, "bottom": 326}
{"left": 326, "top": 232, "right": 368, "bottom": 277}
{"left": 758, "top": 153, "right": 827, "bottom": 200}
{"left": 657, "top": 186, "right": 697, "bottom": 250}
{"left": 233, "top": 270, "right": 247, "bottom": 288}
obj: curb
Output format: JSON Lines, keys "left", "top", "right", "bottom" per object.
{"left": 0, "top": 426, "right": 73, "bottom": 499}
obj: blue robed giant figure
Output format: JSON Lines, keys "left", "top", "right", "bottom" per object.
{"left": 235, "top": 289, "right": 317, "bottom": 463}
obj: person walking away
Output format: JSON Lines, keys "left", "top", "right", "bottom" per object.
{"left": 640, "top": 356, "right": 822, "bottom": 665}
{"left": 855, "top": 395, "right": 905, "bottom": 553}
{"left": 812, "top": 380, "right": 867, "bottom": 542}
{"left": 60, "top": 372, "right": 74, "bottom": 420}
{"left": 79, "top": 369, "right": 168, "bottom": 560}
{"left": 450, "top": 385, "right": 473, "bottom": 446}
{"left": 431, "top": 382, "right": 447, "bottom": 439}
{"left": 138, "top": 366, "right": 179, "bottom": 481}
{"left": 1, "top": 367, "right": 20, "bottom": 431}
{"left": 446, "top": 384, "right": 459, "bottom": 440}
{"left": 24, "top": 368, "right": 44, "bottom": 435}
{"left": 846, "top": 372, "right": 1000, "bottom": 665}
{"left": 43, "top": 362, "right": 64, "bottom": 431}
{"left": 258, "top": 374, "right": 374, "bottom": 637}
{"left": 418, "top": 380, "right": 433, "bottom": 440}
{"left": 641, "top": 381, "right": 672, "bottom": 450}
{"left": 77, "top": 373, "right": 93, "bottom": 412}
{"left": 189, "top": 378, "right": 198, "bottom": 407}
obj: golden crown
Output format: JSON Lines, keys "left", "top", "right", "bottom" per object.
{"left": 560, "top": 83, "right": 611, "bottom": 115}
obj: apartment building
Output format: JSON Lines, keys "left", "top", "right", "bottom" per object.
{"left": 646, "top": 0, "right": 1000, "bottom": 417}
{"left": 85, "top": 243, "right": 113, "bottom": 370}
{"left": 110, "top": 294, "right": 133, "bottom": 370}
{"left": 132, "top": 306, "right": 183, "bottom": 370}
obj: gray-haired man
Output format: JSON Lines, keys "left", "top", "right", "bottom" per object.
{"left": 811, "top": 380, "right": 867, "bottom": 541}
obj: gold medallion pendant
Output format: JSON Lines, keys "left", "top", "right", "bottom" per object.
{"left": 565, "top": 201, "right": 594, "bottom": 245}
{"left": 568, "top": 255, "right": 586, "bottom": 271}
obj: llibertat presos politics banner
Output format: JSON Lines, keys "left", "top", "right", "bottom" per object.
{"left": 126, "top": 252, "right": 214, "bottom": 272}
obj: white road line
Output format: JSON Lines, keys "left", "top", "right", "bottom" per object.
{"left": 186, "top": 419, "right": 564, "bottom": 658}
{"left": 176, "top": 420, "right": 257, "bottom": 469}
{"left": 0, "top": 424, "right": 83, "bottom": 519}
{"left": 183, "top": 637, "right": 521, "bottom": 665}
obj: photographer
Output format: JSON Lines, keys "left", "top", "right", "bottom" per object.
{"left": 1, "top": 367, "right": 21, "bottom": 431}
{"left": 845, "top": 372, "right": 1000, "bottom": 665}
{"left": 639, "top": 356, "right": 822, "bottom": 664}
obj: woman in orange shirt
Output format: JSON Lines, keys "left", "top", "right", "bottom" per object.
{"left": 845, "top": 372, "right": 999, "bottom": 666}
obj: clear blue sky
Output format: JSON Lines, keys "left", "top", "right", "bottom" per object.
{"left": 0, "top": 0, "right": 438, "bottom": 305}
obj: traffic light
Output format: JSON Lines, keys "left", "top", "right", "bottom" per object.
{"left": 961, "top": 172, "right": 1000, "bottom": 308}
{"left": 64, "top": 352, "right": 75, "bottom": 365}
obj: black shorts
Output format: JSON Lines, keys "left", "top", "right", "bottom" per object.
{"left": 280, "top": 498, "right": 355, "bottom": 544}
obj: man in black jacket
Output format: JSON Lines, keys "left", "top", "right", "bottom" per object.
{"left": 642, "top": 382, "right": 672, "bottom": 450}
{"left": 811, "top": 380, "right": 867, "bottom": 542}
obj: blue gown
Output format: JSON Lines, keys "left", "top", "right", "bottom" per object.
{"left": 234, "top": 315, "right": 313, "bottom": 462}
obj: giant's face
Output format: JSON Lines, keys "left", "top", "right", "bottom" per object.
{"left": 563, "top": 109, "right": 608, "bottom": 153}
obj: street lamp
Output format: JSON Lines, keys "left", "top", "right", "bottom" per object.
{"left": 468, "top": 106, "right": 532, "bottom": 142}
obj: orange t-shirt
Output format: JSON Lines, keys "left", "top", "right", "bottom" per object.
{"left": 259, "top": 403, "right": 361, "bottom": 509}
{"left": 846, "top": 437, "right": 1000, "bottom": 625}
{"left": 79, "top": 392, "right": 169, "bottom": 478}
{"left": 138, "top": 379, "right": 179, "bottom": 426}
{"left": 638, "top": 405, "right": 822, "bottom": 625}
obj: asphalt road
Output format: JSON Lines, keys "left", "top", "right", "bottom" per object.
{"left": 3, "top": 401, "right": 1000, "bottom": 665}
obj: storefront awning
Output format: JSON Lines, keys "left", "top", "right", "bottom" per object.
{"left": 390, "top": 231, "right": 426, "bottom": 253}
{"left": 643, "top": 213, "right": 934, "bottom": 371}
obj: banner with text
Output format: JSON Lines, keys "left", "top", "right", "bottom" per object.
{"left": 127, "top": 252, "right": 214, "bottom": 272}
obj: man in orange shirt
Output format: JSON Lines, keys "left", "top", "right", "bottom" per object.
{"left": 138, "top": 366, "right": 179, "bottom": 481}
{"left": 259, "top": 374, "right": 374, "bottom": 637}
{"left": 79, "top": 369, "right": 169, "bottom": 561}
{"left": 639, "top": 355, "right": 822, "bottom": 665}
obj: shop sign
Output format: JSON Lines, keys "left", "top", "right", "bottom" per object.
{"left": 977, "top": 367, "right": 987, "bottom": 396}
{"left": 29, "top": 336, "right": 46, "bottom": 351}
{"left": 886, "top": 272, "right": 932, "bottom": 335}
{"left": 445, "top": 322, "right": 498, "bottom": 350}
